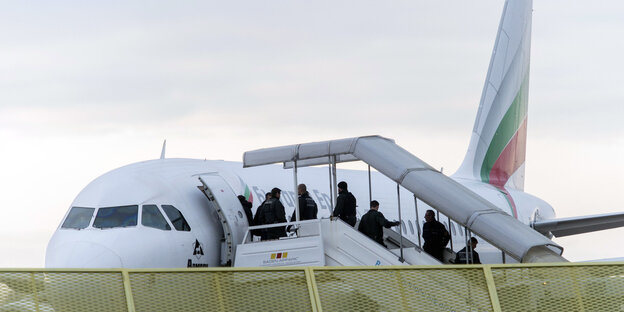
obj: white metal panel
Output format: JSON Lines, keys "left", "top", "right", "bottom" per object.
{"left": 234, "top": 236, "right": 325, "bottom": 267}
{"left": 320, "top": 218, "right": 442, "bottom": 266}
{"left": 243, "top": 145, "right": 296, "bottom": 167}
{"left": 197, "top": 174, "right": 248, "bottom": 266}
{"left": 283, "top": 154, "right": 358, "bottom": 169}
{"left": 353, "top": 136, "right": 433, "bottom": 182}
{"left": 243, "top": 135, "right": 394, "bottom": 168}
{"left": 321, "top": 219, "right": 406, "bottom": 266}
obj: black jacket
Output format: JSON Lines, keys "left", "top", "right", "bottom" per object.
{"left": 238, "top": 196, "right": 254, "bottom": 226}
{"left": 333, "top": 190, "right": 357, "bottom": 226}
{"left": 358, "top": 209, "right": 399, "bottom": 246}
{"left": 252, "top": 200, "right": 268, "bottom": 227}
{"left": 422, "top": 220, "right": 448, "bottom": 249}
{"left": 290, "top": 192, "right": 318, "bottom": 221}
{"left": 253, "top": 198, "right": 287, "bottom": 240}
{"left": 454, "top": 247, "right": 481, "bottom": 264}
{"left": 422, "top": 220, "right": 449, "bottom": 261}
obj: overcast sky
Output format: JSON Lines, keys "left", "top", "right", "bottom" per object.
{"left": 0, "top": 0, "right": 622, "bottom": 267}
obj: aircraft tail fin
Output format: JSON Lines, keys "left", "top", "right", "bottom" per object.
{"left": 160, "top": 139, "right": 167, "bottom": 160}
{"left": 453, "top": 0, "right": 532, "bottom": 191}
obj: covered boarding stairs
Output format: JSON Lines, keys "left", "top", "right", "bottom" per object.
{"left": 238, "top": 135, "right": 566, "bottom": 266}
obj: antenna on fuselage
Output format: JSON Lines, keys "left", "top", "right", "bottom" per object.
{"left": 160, "top": 139, "right": 167, "bottom": 159}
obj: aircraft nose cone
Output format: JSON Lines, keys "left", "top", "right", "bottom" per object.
{"left": 46, "top": 241, "right": 123, "bottom": 268}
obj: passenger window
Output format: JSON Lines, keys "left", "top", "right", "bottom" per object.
{"left": 408, "top": 220, "right": 414, "bottom": 235}
{"left": 162, "top": 205, "right": 191, "bottom": 231}
{"left": 61, "top": 207, "right": 95, "bottom": 229}
{"left": 142, "top": 205, "right": 171, "bottom": 231}
{"left": 450, "top": 222, "right": 456, "bottom": 236}
{"left": 401, "top": 221, "right": 407, "bottom": 234}
{"left": 93, "top": 205, "right": 138, "bottom": 229}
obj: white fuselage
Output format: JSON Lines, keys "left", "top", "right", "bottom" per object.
{"left": 45, "top": 158, "right": 555, "bottom": 268}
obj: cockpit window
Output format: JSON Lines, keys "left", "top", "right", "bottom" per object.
{"left": 142, "top": 205, "right": 171, "bottom": 231}
{"left": 93, "top": 205, "right": 138, "bottom": 229}
{"left": 162, "top": 205, "right": 191, "bottom": 231}
{"left": 61, "top": 207, "right": 95, "bottom": 229}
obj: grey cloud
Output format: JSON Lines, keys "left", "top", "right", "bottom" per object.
{"left": 0, "top": 0, "right": 621, "bottom": 140}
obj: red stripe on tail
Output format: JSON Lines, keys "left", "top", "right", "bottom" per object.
{"left": 489, "top": 118, "right": 527, "bottom": 188}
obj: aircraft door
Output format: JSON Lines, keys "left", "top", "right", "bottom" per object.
{"left": 197, "top": 174, "right": 248, "bottom": 266}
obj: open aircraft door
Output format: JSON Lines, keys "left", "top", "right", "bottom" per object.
{"left": 197, "top": 174, "right": 248, "bottom": 266}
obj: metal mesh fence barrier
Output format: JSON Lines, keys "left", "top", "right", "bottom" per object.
{"left": 492, "top": 264, "right": 624, "bottom": 312}
{"left": 313, "top": 267, "right": 493, "bottom": 311}
{"left": 0, "top": 263, "right": 621, "bottom": 311}
{"left": 129, "top": 269, "right": 313, "bottom": 312}
{"left": 0, "top": 271, "right": 128, "bottom": 312}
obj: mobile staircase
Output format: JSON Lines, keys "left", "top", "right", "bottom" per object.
{"left": 234, "top": 218, "right": 440, "bottom": 267}
{"left": 239, "top": 135, "right": 566, "bottom": 266}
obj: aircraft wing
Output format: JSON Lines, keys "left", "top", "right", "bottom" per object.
{"left": 582, "top": 257, "right": 624, "bottom": 262}
{"left": 532, "top": 212, "right": 624, "bottom": 237}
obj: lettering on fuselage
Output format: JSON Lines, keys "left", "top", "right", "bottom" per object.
{"left": 187, "top": 260, "right": 209, "bottom": 267}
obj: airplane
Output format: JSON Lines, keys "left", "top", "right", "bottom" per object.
{"left": 45, "top": 0, "right": 624, "bottom": 268}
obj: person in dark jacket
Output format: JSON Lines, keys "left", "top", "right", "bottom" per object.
{"left": 333, "top": 181, "right": 357, "bottom": 226}
{"left": 454, "top": 237, "right": 481, "bottom": 264}
{"left": 290, "top": 184, "right": 318, "bottom": 222}
{"left": 252, "top": 192, "right": 271, "bottom": 238}
{"left": 254, "top": 188, "right": 287, "bottom": 240}
{"left": 358, "top": 200, "right": 400, "bottom": 248}
{"left": 422, "top": 209, "right": 449, "bottom": 262}
{"left": 238, "top": 195, "right": 254, "bottom": 226}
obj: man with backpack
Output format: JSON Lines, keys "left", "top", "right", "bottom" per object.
{"left": 290, "top": 184, "right": 318, "bottom": 222}
{"left": 422, "top": 209, "right": 450, "bottom": 262}
{"left": 253, "top": 188, "right": 287, "bottom": 240}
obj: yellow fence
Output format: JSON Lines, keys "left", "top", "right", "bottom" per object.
{"left": 0, "top": 263, "right": 623, "bottom": 311}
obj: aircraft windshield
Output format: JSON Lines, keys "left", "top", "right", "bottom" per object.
{"left": 61, "top": 207, "right": 95, "bottom": 229}
{"left": 162, "top": 205, "right": 191, "bottom": 231}
{"left": 142, "top": 205, "right": 171, "bottom": 230}
{"left": 93, "top": 205, "right": 138, "bottom": 229}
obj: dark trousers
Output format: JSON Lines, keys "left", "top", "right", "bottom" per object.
{"left": 342, "top": 215, "right": 356, "bottom": 227}
{"left": 424, "top": 245, "right": 444, "bottom": 262}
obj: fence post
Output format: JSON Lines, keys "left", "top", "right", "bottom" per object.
{"left": 122, "top": 270, "right": 136, "bottom": 312}
{"left": 30, "top": 272, "right": 40, "bottom": 312}
{"left": 482, "top": 266, "right": 502, "bottom": 312}
{"left": 305, "top": 267, "right": 322, "bottom": 312}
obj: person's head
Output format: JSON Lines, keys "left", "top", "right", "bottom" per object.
{"left": 425, "top": 209, "right": 436, "bottom": 222}
{"left": 337, "top": 181, "right": 348, "bottom": 191}
{"left": 237, "top": 195, "right": 247, "bottom": 202}
{"left": 298, "top": 184, "right": 307, "bottom": 195}
{"left": 265, "top": 192, "right": 272, "bottom": 201}
{"left": 370, "top": 200, "right": 379, "bottom": 210}
{"left": 469, "top": 237, "right": 478, "bottom": 249}
{"left": 271, "top": 187, "right": 281, "bottom": 199}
